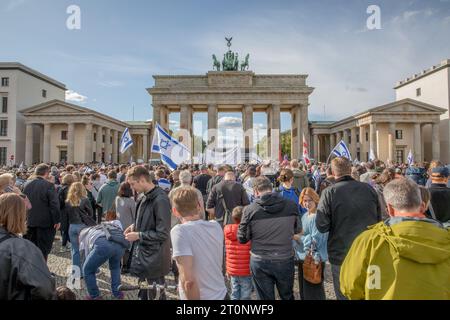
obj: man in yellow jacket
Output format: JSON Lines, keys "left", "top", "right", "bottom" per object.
{"left": 340, "top": 178, "right": 450, "bottom": 300}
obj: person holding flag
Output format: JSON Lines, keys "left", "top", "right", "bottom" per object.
{"left": 303, "top": 134, "right": 311, "bottom": 166}
{"left": 120, "top": 128, "right": 134, "bottom": 160}
{"left": 151, "top": 123, "right": 191, "bottom": 171}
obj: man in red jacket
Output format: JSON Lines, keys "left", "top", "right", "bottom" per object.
{"left": 224, "top": 206, "right": 252, "bottom": 300}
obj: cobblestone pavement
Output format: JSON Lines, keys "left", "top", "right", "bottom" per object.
{"left": 48, "top": 238, "right": 336, "bottom": 301}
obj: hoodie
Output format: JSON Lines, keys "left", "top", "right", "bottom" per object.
{"left": 238, "top": 192, "right": 301, "bottom": 261}
{"left": 340, "top": 218, "right": 450, "bottom": 300}
{"left": 96, "top": 180, "right": 120, "bottom": 214}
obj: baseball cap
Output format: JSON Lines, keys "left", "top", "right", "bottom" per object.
{"left": 431, "top": 166, "right": 449, "bottom": 178}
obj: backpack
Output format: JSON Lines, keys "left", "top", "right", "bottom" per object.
{"left": 101, "top": 222, "right": 130, "bottom": 249}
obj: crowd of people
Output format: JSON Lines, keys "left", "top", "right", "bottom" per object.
{"left": 0, "top": 157, "right": 449, "bottom": 300}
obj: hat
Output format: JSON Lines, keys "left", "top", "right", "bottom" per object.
{"left": 431, "top": 166, "right": 449, "bottom": 178}
{"left": 200, "top": 165, "right": 208, "bottom": 171}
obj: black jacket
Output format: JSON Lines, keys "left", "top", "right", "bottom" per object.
{"left": 58, "top": 185, "right": 70, "bottom": 231}
{"left": 66, "top": 198, "right": 94, "bottom": 225}
{"left": 130, "top": 187, "right": 171, "bottom": 279}
{"left": 428, "top": 184, "right": 450, "bottom": 223}
{"left": 206, "top": 180, "right": 250, "bottom": 222}
{"left": 238, "top": 192, "right": 300, "bottom": 261}
{"left": 316, "top": 176, "right": 381, "bottom": 265}
{"left": 23, "top": 177, "right": 60, "bottom": 228}
{"left": 0, "top": 228, "right": 56, "bottom": 300}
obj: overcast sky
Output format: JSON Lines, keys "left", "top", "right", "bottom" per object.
{"left": 1, "top": 0, "right": 449, "bottom": 146}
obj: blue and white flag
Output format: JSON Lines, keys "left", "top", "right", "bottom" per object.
{"left": 120, "top": 128, "right": 134, "bottom": 154}
{"left": 369, "top": 149, "right": 376, "bottom": 161}
{"left": 312, "top": 168, "right": 321, "bottom": 186}
{"left": 330, "top": 140, "right": 352, "bottom": 161}
{"left": 407, "top": 149, "right": 414, "bottom": 166}
{"left": 151, "top": 123, "right": 191, "bottom": 171}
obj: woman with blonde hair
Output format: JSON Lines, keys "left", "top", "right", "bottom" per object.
{"left": 66, "top": 182, "right": 94, "bottom": 276}
{"left": 0, "top": 193, "right": 55, "bottom": 300}
{"left": 293, "top": 187, "right": 328, "bottom": 300}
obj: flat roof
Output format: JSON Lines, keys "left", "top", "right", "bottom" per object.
{"left": 0, "top": 62, "right": 66, "bottom": 90}
{"left": 394, "top": 59, "right": 450, "bottom": 89}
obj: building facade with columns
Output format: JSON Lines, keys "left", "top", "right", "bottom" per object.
{"left": 0, "top": 63, "right": 66, "bottom": 165}
{"left": 395, "top": 59, "right": 450, "bottom": 164}
{"left": 20, "top": 100, "right": 152, "bottom": 165}
{"left": 310, "top": 99, "right": 446, "bottom": 164}
{"left": 148, "top": 71, "right": 314, "bottom": 161}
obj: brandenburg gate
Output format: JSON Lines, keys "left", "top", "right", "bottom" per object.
{"left": 147, "top": 39, "right": 314, "bottom": 161}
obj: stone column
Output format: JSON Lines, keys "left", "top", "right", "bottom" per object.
{"left": 336, "top": 131, "right": 342, "bottom": 143}
{"left": 270, "top": 104, "right": 281, "bottom": 161}
{"left": 388, "top": 122, "right": 396, "bottom": 163}
{"left": 313, "top": 134, "right": 320, "bottom": 161}
{"left": 25, "top": 124, "right": 34, "bottom": 166}
{"left": 414, "top": 123, "right": 422, "bottom": 163}
{"left": 159, "top": 106, "right": 169, "bottom": 131}
{"left": 96, "top": 126, "right": 103, "bottom": 162}
{"left": 359, "top": 126, "right": 365, "bottom": 161}
{"left": 330, "top": 133, "right": 336, "bottom": 155}
{"left": 85, "top": 123, "right": 93, "bottom": 163}
{"left": 112, "top": 130, "right": 118, "bottom": 163}
{"left": 293, "top": 105, "right": 303, "bottom": 160}
{"left": 180, "top": 105, "right": 193, "bottom": 155}
{"left": 43, "top": 123, "right": 51, "bottom": 163}
{"left": 350, "top": 127, "right": 357, "bottom": 160}
{"left": 432, "top": 122, "right": 440, "bottom": 160}
{"left": 266, "top": 107, "right": 272, "bottom": 159}
{"left": 143, "top": 132, "right": 149, "bottom": 162}
{"left": 67, "top": 123, "right": 75, "bottom": 164}
{"left": 243, "top": 104, "right": 253, "bottom": 160}
{"left": 370, "top": 123, "right": 377, "bottom": 159}
{"left": 343, "top": 129, "right": 350, "bottom": 146}
{"left": 300, "top": 104, "right": 310, "bottom": 157}
{"left": 207, "top": 104, "right": 218, "bottom": 150}
{"left": 104, "top": 128, "right": 111, "bottom": 163}
{"left": 153, "top": 105, "right": 161, "bottom": 126}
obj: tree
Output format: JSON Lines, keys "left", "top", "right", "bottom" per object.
{"left": 280, "top": 130, "right": 291, "bottom": 159}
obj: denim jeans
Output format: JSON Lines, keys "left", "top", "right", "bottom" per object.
{"left": 230, "top": 276, "right": 253, "bottom": 300}
{"left": 250, "top": 256, "right": 295, "bottom": 300}
{"left": 331, "top": 264, "right": 348, "bottom": 300}
{"left": 83, "top": 237, "right": 125, "bottom": 298}
{"left": 69, "top": 224, "right": 86, "bottom": 276}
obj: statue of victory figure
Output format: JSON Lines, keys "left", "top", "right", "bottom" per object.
{"left": 211, "top": 37, "right": 250, "bottom": 72}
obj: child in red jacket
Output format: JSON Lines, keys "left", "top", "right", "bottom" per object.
{"left": 224, "top": 206, "right": 252, "bottom": 300}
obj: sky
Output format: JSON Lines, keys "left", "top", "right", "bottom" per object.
{"left": 1, "top": 0, "right": 450, "bottom": 149}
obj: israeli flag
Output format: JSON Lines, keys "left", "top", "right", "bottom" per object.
{"left": 151, "top": 123, "right": 191, "bottom": 171}
{"left": 312, "top": 168, "right": 321, "bottom": 186}
{"left": 369, "top": 149, "right": 376, "bottom": 161}
{"left": 331, "top": 140, "right": 352, "bottom": 161}
{"left": 407, "top": 149, "right": 414, "bottom": 166}
{"left": 120, "top": 128, "right": 134, "bottom": 154}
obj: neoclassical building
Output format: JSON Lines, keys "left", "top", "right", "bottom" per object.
{"left": 21, "top": 100, "right": 152, "bottom": 165}
{"left": 4, "top": 56, "right": 449, "bottom": 166}
{"left": 310, "top": 99, "right": 446, "bottom": 163}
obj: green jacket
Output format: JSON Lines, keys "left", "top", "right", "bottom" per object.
{"left": 96, "top": 180, "right": 120, "bottom": 214}
{"left": 340, "top": 218, "right": 450, "bottom": 300}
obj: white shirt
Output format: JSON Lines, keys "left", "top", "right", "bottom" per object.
{"left": 171, "top": 220, "right": 227, "bottom": 300}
